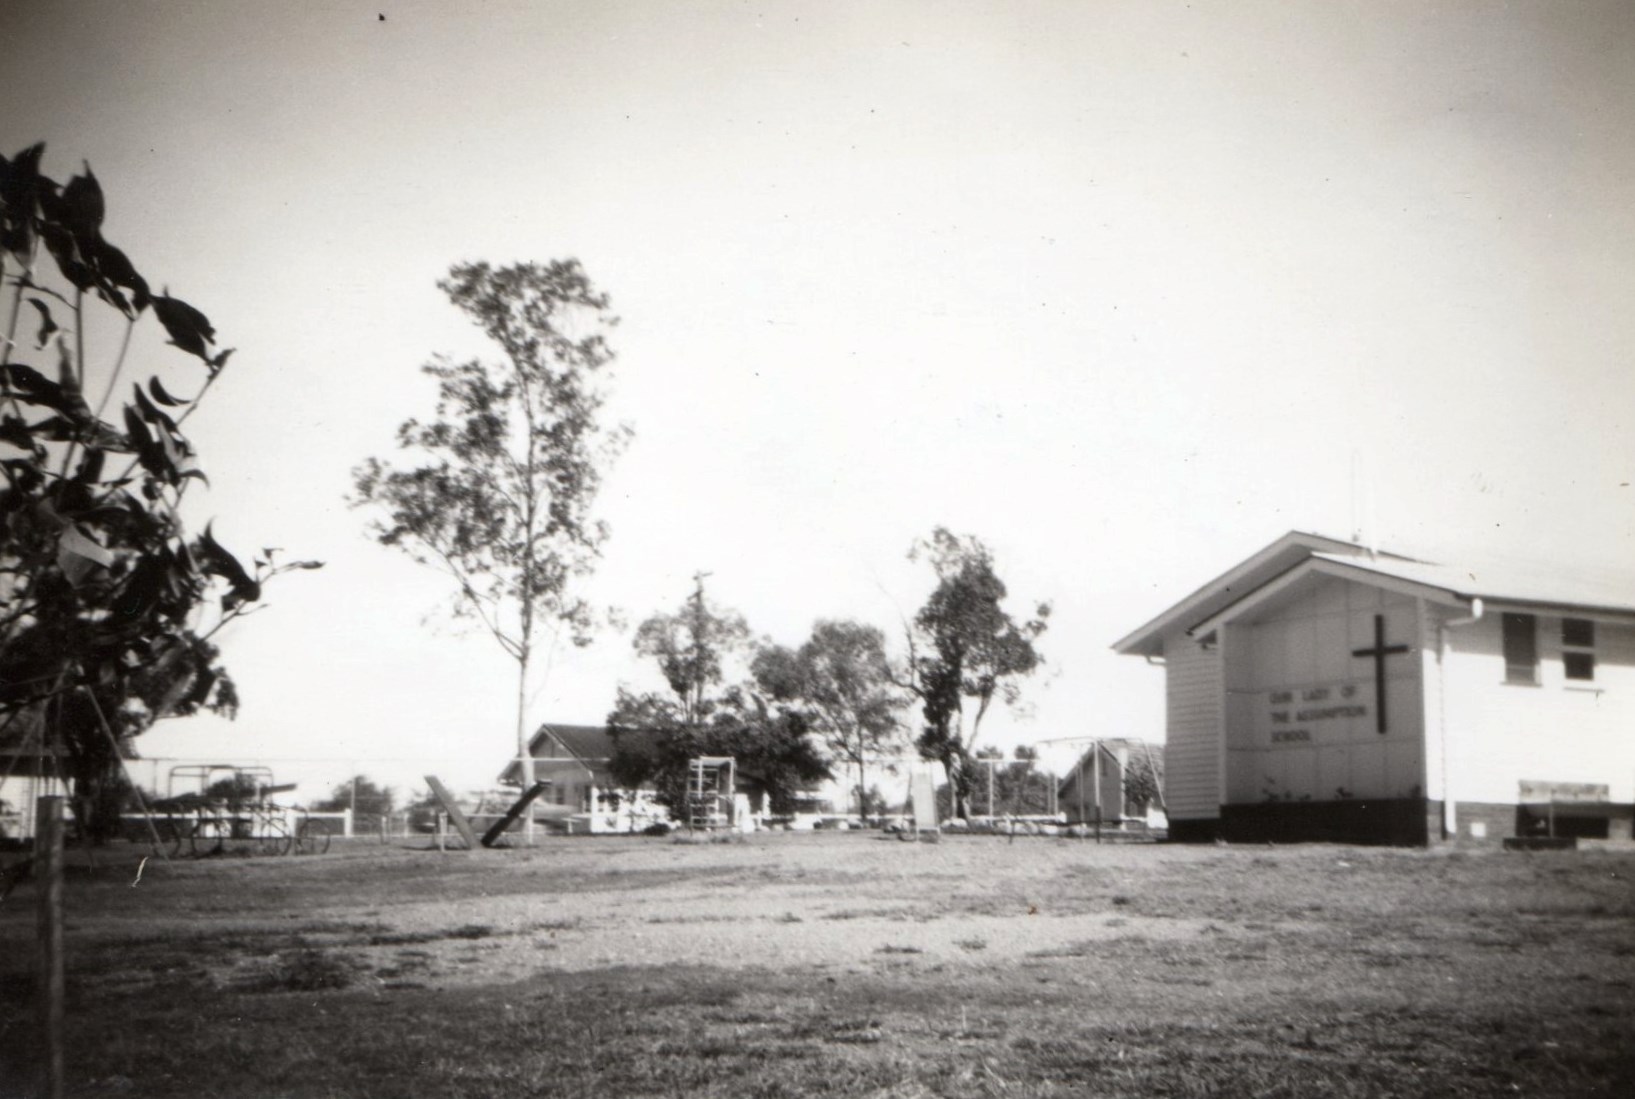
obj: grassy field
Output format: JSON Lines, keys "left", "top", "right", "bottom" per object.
{"left": 1, "top": 833, "right": 1632, "bottom": 1098}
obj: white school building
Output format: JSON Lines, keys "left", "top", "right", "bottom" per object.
{"left": 1114, "top": 531, "right": 1635, "bottom": 845}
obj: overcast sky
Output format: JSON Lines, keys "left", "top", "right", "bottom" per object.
{"left": 4, "top": 1, "right": 1632, "bottom": 801}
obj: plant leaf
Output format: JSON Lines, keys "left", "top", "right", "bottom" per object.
{"left": 132, "top": 381, "right": 178, "bottom": 435}
{"left": 88, "top": 238, "right": 150, "bottom": 313}
{"left": 61, "top": 167, "right": 105, "bottom": 236}
{"left": 151, "top": 293, "right": 216, "bottom": 359}
{"left": 1, "top": 363, "right": 74, "bottom": 414}
{"left": 147, "top": 377, "right": 187, "bottom": 407}
{"left": 197, "top": 521, "right": 261, "bottom": 610}
{"left": 27, "top": 298, "right": 58, "bottom": 347}
{"left": 57, "top": 523, "right": 115, "bottom": 581}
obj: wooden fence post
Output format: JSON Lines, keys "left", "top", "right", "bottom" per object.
{"left": 36, "top": 795, "right": 65, "bottom": 1099}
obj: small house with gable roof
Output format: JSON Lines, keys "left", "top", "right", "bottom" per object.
{"left": 498, "top": 723, "right": 668, "bottom": 834}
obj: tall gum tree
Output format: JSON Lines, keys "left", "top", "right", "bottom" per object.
{"left": 352, "top": 261, "right": 628, "bottom": 834}
{"left": 902, "top": 528, "right": 1050, "bottom": 820}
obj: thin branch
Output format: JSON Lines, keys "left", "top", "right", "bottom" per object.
{"left": 91, "top": 315, "right": 137, "bottom": 420}
{"left": 77, "top": 671, "right": 171, "bottom": 861}
{"left": 417, "top": 539, "right": 524, "bottom": 661}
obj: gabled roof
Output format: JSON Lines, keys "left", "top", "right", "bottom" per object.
{"left": 530, "top": 723, "right": 618, "bottom": 762}
{"left": 1306, "top": 553, "right": 1635, "bottom": 619}
{"left": 1114, "top": 530, "right": 1635, "bottom": 658}
{"left": 497, "top": 723, "right": 612, "bottom": 786}
{"left": 1111, "top": 531, "right": 1407, "bottom": 657}
{"left": 498, "top": 722, "right": 664, "bottom": 786}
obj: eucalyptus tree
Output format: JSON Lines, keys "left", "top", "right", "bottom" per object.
{"left": 753, "top": 619, "right": 905, "bottom": 820}
{"left": 0, "top": 144, "right": 315, "bottom": 838}
{"left": 902, "top": 528, "right": 1050, "bottom": 820}
{"left": 607, "top": 579, "right": 830, "bottom": 816}
{"left": 351, "top": 261, "right": 628, "bottom": 820}
{"left": 631, "top": 574, "right": 750, "bottom": 727}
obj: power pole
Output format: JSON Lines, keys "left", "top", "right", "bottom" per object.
{"left": 689, "top": 570, "right": 713, "bottom": 725}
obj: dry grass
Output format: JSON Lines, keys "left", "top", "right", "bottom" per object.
{"left": 0, "top": 834, "right": 1632, "bottom": 1097}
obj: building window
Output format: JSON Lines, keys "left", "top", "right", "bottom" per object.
{"left": 1502, "top": 613, "right": 1538, "bottom": 685}
{"left": 1562, "top": 618, "right": 1595, "bottom": 682}
{"left": 1563, "top": 651, "right": 1596, "bottom": 681}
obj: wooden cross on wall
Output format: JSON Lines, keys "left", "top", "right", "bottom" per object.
{"left": 1352, "top": 613, "right": 1410, "bottom": 734}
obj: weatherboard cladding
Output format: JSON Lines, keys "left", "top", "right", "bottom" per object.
{"left": 1221, "top": 576, "right": 1424, "bottom": 807}
{"left": 1162, "top": 627, "right": 1222, "bottom": 821}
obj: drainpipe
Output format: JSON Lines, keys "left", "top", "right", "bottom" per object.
{"left": 1438, "top": 598, "right": 1484, "bottom": 840}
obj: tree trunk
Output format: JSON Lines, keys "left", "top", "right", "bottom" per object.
{"left": 946, "top": 753, "right": 972, "bottom": 820}
{"left": 515, "top": 656, "right": 533, "bottom": 845}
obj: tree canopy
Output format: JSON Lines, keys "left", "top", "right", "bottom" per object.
{"left": 902, "top": 529, "right": 1050, "bottom": 820}
{"left": 608, "top": 579, "right": 830, "bottom": 817}
{"left": 753, "top": 619, "right": 905, "bottom": 819}
{"left": 1123, "top": 746, "right": 1164, "bottom": 815}
{"left": 352, "top": 260, "right": 627, "bottom": 821}
{"left": 957, "top": 747, "right": 1056, "bottom": 818}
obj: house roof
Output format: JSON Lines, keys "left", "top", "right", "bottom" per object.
{"left": 1111, "top": 531, "right": 1411, "bottom": 657}
{"left": 1306, "top": 553, "right": 1635, "bottom": 618}
{"left": 497, "top": 722, "right": 659, "bottom": 786}
{"left": 1114, "top": 530, "right": 1635, "bottom": 657}
{"left": 530, "top": 723, "right": 619, "bottom": 762}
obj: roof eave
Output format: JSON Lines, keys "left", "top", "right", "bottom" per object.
{"left": 1188, "top": 557, "right": 1470, "bottom": 639}
{"left": 1111, "top": 530, "right": 1376, "bottom": 656}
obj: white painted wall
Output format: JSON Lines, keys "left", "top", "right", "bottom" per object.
{"left": 1418, "top": 600, "right": 1446, "bottom": 807}
{"left": 1162, "top": 628, "right": 1223, "bottom": 820}
{"left": 1438, "top": 610, "right": 1635, "bottom": 806}
{"left": 1221, "top": 575, "right": 1424, "bottom": 804}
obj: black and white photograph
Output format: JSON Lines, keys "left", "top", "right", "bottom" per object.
{"left": 2, "top": 3, "right": 1632, "bottom": 1096}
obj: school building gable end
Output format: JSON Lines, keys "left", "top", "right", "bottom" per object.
{"left": 1115, "top": 533, "right": 1635, "bottom": 846}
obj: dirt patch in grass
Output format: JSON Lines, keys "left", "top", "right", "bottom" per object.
{"left": 2, "top": 834, "right": 1633, "bottom": 1097}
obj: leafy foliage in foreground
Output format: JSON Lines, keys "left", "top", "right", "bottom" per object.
{"left": 0, "top": 144, "right": 315, "bottom": 837}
